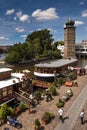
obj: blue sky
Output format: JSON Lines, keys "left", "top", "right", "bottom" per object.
{"left": 0, "top": 0, "right": 87, "bottom": 45}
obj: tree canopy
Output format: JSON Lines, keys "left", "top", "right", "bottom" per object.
{"left": 5, "top": 29, "right": 61, "bottom": 64}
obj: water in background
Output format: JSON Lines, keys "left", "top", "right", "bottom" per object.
{"left": 0, "top": 53, "right": 87, "bottom": 68}
{"left": 0, "top": 53, "right": 8, "bottom": 67}
{"left": 0, "top": 53, "right": 7, "bottom": 60}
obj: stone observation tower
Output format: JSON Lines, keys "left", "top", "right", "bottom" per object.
{"left": 64, "top": 18, "right": 76, "bottom": 58}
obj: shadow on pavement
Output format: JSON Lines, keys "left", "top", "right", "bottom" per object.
{"left": 83, "top": 119, "right": 87, "bottom": 124}
{"left": 63, "top": 116, "right": 69, "bottom": 121}
{"left": 31, "top": 110, "right": 37, "bottom": 114}
{"left": 40, "top": 126, "right": 45, "bottom": 130}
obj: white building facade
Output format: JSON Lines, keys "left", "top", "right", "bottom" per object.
{"left": 76, "top": 40, "right": 87, "bottom": 57}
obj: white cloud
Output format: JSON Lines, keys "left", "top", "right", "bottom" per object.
{"left": 16, "top": 11, "right": 22, "bottom": 18}
{"left": 82, "top": 10, "right": 87, "bottom": 17}
{"left": 48, "top": 28, "right": 57, "bottom": 33}
{"left": 37, "top": 28, "right": 41, "bottom": 31}
{"left": 20, "top": 35, "right": 27, "bottom": 40}
{"left": 32, "top": 8, "right": 59, "bottom": 21}
{"left": 15, "top": 27, "right": 25, "bottom": 32}
{"left": 80, "top": 1, "right": 84, "bottom": 5}
{"left": 16, "top": 11, "right": 29, "bottom": 22}
{"left": 6, "top": 9, "right": 15, "bottom": 15}
{"left": 20, "top": 14, "right": 29, "bottom": 22}
{"left": 0, "top": 36, "right": 9, "bottom": 40}
{"left": 20, "top": 35, "right": 27, "bottom": 38}
{"left": 75, "top": 20, "right": 84, "bottom": 26}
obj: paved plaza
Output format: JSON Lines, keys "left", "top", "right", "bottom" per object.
{"left": 1, "top": 75, "right": 87, "bottom": 130}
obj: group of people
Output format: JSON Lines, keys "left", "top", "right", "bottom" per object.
{"left": 58, "top": 108, "right": 85, "bottom": 125}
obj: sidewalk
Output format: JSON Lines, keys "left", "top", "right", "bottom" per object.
{"left": 54, "top": 84, "right": 87, "bottom": 130}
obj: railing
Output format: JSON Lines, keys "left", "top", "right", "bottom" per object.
{"left": 21, "top": 85, "right": 33, "bottom": 93}
{"left": 14, "top": 91, "right": 31, "bottom": 106}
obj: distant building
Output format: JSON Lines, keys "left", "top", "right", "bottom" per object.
{"left": 57, "top": 44, "right": 64, "bottom": 56}
{"left": 0, "top": 45, "right": 12, "bottom": 52}
{"left": 64, "top": 18, "right": 76, "bottom": 58}
{"left": 76, "top": 40, "right": 87, "bottom": 57}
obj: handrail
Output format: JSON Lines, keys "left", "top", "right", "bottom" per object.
{"left": 14, "top": 91, "right": 31, "bottom": 105}
{"left": 19, "top": 89, "right": 30, "bottom": 97}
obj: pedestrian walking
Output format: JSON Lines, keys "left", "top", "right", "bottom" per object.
{"left": 80, "top": 109, "right": 85, "bottom": 125}
{"left": 58, "top": 108, "right": 64, "bottom": 123}
{"left": 45, "top": 90, "right": 52, "bottom": 102}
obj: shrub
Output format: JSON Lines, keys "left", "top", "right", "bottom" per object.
{"left": 0, "top": 104, "right": 14, "bottom": 120}
{"left": 68, "top": 72, "right": 76, "bottom": 80}
{"left": 67, "top": 93, "right": 73, "bottom": 97}
{"left": 18, "top": 102, "right": 28, "bottom": 111}
{"left": 34, "top": 118, "right": 40, "bottom": 129}
{"left": 62, "top": 95, "right": 70, "bottom": 102}
{"left": 56, "top": 99, "right": 64, "bottom": 108}
{"left": 7, "top": 107, "right": 15, "bottom": 116}
{"left": 57, "top": 77, "right": 66, "bottom": 85}
{"left": 34, "top": 91, "right": 41, "bottom": 101}
{"left": 34, "top": 119, "right": 40, "bottom": 127}
{"left": 49, "top": 86, "right": 57, "bottom": 96}
{"left": 41, "top": 112, "right": 54, "bottom": 124}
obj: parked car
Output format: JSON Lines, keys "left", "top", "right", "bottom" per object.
{"left": 7, "top": 116, "right": 22, "bottom": 129}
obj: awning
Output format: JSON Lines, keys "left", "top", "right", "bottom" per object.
{"left": 73, "top": 67, "right": 81, "bottom": 70}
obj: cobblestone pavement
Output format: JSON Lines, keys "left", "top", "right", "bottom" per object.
{"left": 1, "top": 75, "right": 87, "bottom": 130}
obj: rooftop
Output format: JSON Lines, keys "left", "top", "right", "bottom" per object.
{"left": 34, "top": 58, "right": 78, "bottom": 68}
{"left": 0, "top": 73, "right": 24, "bottom": 89}
{"left": 0, "top": 68, "right": 12, "bottom": 73}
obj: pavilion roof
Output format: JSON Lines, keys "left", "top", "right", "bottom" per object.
{"left": 34, "top": 58, "right": 78, "bottom": 68}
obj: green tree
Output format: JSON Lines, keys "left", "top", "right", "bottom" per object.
{"left": 0, "top": 104, "right": 14, "bottom": 119}
{"left": 5, "top": 29, "right": 62, "bottom": 64}
{"left": 26, "top": 29, "right": 54, "bottom": 54}
{"left": 57, "top": 41, "right": 64, "bottom": 45}
{"left": 5, "top": 51, "right": 21, "bottom": 64}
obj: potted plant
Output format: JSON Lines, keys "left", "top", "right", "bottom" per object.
{"left": 56, "top": 99, "right": 64, "bottom": 108}
{"left": 34, "top": 119, "right": 40, "bottom": 130}
{"left": 41, "top": 112, "right": 54, "bottom": 125}
{"left": 49, "top": 85, "right": 57, "bottom": 96}
{"left": 67, "top": 89, "right": 73, "bottom": 97}
{"left": 62, "top": 94, "right": 70, "bottom": 102}
{"left": 34, "top": 91, "right": 41, "bottom": 103}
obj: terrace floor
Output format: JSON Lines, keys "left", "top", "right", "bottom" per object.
{"left": 1, "top": 74, "right": 87, "bottom": 130}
